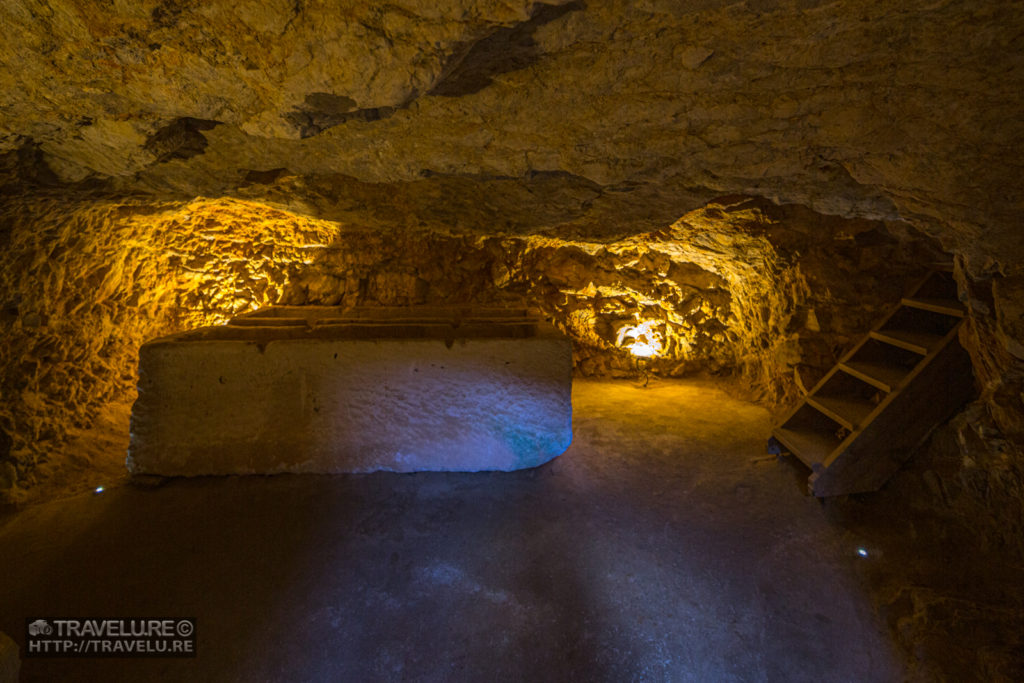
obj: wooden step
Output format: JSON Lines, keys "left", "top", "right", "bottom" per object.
{"left": 772, "top": 267, "right": 973, "bottom": 497}
{"left": 869, "top": 329, "right": 944, "bottom": 355}
{"left": 808, "top": 335, "right": 974, "bottom": 496}
{"left": 806, "top": 395, "right": 876, "bottom": 431}
{"left": 772, "top": 427, "right": 840, "bottom": 468}
{"left": 901, "top": 297, "right": 965, "bottom": 318}
{"left": 839, "top": 360, "right": 908, "bottom": 392}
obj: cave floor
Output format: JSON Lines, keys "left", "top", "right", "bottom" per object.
{"left": 0, "top": 379, "right": 907, "bottom": 682}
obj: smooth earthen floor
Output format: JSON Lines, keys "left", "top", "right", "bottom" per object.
{"left": 0, "top": 380, "right": 904, "bottom": 682}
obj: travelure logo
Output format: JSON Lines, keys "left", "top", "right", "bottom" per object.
{"left": 25, "top": 617, "right": 196, "bottom": 658}
{"left": 27, "top": 619, "right": 52, "bottom": 636}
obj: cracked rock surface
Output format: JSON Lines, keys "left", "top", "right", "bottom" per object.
{"left": 1, "top": 1, "right": 1021, "bottom": 273}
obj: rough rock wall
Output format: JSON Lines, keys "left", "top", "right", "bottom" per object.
{"left": 910, "top": 269, "right": 1024, "bottom": 557}
{"left": 0, "top": 1, "right": 1021, "bottom": 274}
{"left": 0, "top": 191, "right": 935, "bottom": 501}
{"left": 0, "top": 195, "right": 338, "bottom": 496}
{"left": 277, "top": 195, "right": 937, "bottom": 401}
{"left": 961, "top": 273, "right": 1024, "bottom": 442}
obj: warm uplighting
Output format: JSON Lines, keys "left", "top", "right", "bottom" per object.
{"left": 143, "top": 197, "right": 336, "bottom": 330}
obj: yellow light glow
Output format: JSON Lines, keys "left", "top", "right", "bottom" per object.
{"left": 134, "top": 197, "right": 336, "bottom": 330}
{"left": 628, "top": 340, "right": 659, "bottom": 357}
{"left": 616, "top": 319, "right": 664, "bottom": 358}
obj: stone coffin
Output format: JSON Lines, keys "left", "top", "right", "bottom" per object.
{"left": 127, "top": 306, "right": 573, "bottom": 475}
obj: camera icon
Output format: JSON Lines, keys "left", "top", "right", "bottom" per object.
{"left": 28, "top": 619, "right": 52, "bottom": 636}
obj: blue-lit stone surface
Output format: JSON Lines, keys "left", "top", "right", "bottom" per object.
{"left": 128, "top": 307, "right": 572, "bottom": 475}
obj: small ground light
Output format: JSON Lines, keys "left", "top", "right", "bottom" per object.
{"left": 94, "top": 486, "right": 105, "bottom": 494}
{"left": 856, "top": 547, "right": 868, "bottom": 557}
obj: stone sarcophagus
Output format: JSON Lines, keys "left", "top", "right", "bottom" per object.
{"left": 127, "top": 306, "right": 573, "bottom": 475}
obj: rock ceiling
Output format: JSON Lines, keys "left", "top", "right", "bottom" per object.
{"left": 1, "top": 0, "right": 1022, "bottom": 271}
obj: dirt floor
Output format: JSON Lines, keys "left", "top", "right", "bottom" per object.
{"left": 0, "top": 379, "right": 1018, "bottom": 681}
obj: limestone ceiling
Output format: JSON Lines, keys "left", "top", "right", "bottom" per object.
{"left": 0, "top": 0, "right": 1021, "bottom": 272}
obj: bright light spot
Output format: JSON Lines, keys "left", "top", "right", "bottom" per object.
{"left": 208, "top": 314, "right": 233, "bottom": 326}
{"left": 628, "top": 340, "right": 658, "bottom": 357}
{"left": 616, "top": 319, "right": 664, "bottom": 358}
{"left": 94, "top": 486, "right": 105, "bottom": 494}
{"left": 857, "top": 547, "right": 868, "bottom": 557}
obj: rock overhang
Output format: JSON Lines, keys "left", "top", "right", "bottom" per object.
{"left": 0, "top": 0, "right": 1020, "bottom": 274}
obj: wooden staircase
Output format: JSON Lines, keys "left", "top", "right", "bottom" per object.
{"left": 771, "top": 267, "right": 975, "bottom": 497}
